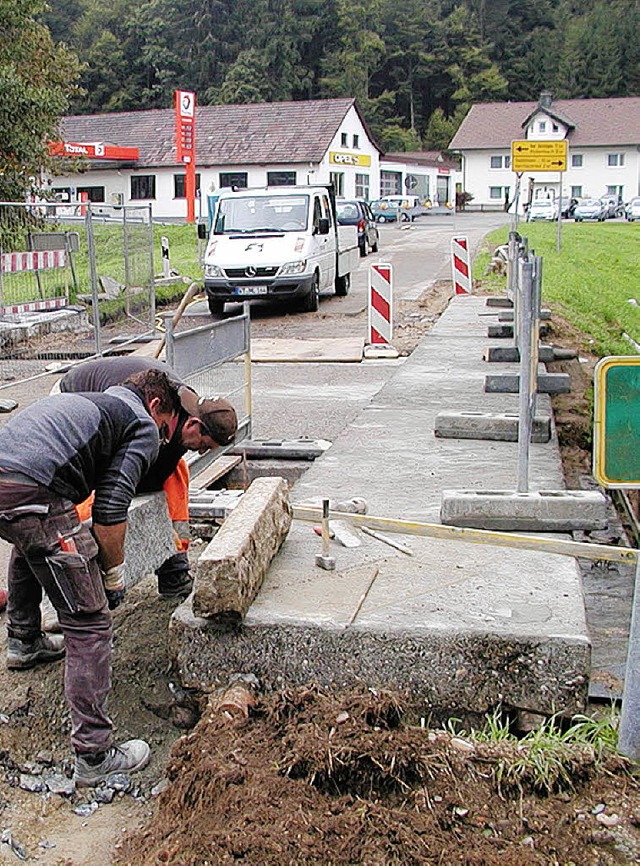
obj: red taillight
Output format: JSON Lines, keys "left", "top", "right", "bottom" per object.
{"left": 358, "top": 219, "right": 365, "bottom": 231}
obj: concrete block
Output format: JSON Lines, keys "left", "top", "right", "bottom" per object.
{"left": 485, "top": 297, "right": 513, "bottom": 308}
{"left": 487, "top": 324, "right": 549, "bottom": 339}
{"left": 192, "top": 477, "right": 292, "bottom": 620}
{"left": 484, "top": 373, "right": 571, "bottom": 394}
{"left": 440, "top": 489, "right": 609, "bottom": 532}
{"left": 485, "top": 346, "right": 578, "bottom": 363}
{"left": 169, "top": 603, "right": 590, "bottom": 718}
{"left": 434, "top": 411, "right": 551, "bottom": 442}
{"left": 124, "top": 492, "right": 176, "bottom": 585}
{"left": 498, "top": 309, "right": 552, "bottom": 321}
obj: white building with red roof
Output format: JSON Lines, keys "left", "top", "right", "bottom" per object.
{"left": 449, "top": 93, "right": 640, "bottom": 213}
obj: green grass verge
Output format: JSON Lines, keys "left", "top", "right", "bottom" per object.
{"left": 474, "top": 222, "right": 640, "bottom": 357}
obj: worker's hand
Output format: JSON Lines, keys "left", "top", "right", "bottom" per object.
{"left": 101, "top": 562, "right": 126, "bottom": 610}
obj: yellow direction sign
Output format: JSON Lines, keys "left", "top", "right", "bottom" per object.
{"left": 511, "top": 140, "right": 567, "bottom": 172}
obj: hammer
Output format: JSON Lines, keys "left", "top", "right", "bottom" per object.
{"left": 315, "top": 498, "right": 336, "bottom": 570}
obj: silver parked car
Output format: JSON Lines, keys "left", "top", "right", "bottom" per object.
{"left": 573, "top": 199, "right": 606, "bottom": 222}
{"left": 526, "top": 200, "right": 556, "bottom": 221}
{"left": 625, "top": 197, "right": 640, "bottom": 221}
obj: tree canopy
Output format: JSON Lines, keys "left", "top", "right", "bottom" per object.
{"left": 0, "top": 0, "right": 80, "bottom": 205}
{"left": 25, "top": 0, "right": 640, "bottom": 154}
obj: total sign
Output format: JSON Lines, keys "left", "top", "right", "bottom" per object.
{"left": 175, "top": 90, "right": 196, "bottom": 164}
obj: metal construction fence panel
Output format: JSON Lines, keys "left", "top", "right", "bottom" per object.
{"left": 165, "top": 304, "right": 252, "bottom": 474}
{"left": 0, "top": 201, "right": 157, "bottom": 387}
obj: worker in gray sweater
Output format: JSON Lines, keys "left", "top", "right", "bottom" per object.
{"left": 58, "top": 355, "right": 237, "bottom": 598}
{"left": 0, "top": 369, "right": 179, "bottom": 787}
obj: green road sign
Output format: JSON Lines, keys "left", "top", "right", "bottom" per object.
{"left": 593, "top": 356, "right": 640, "bottom": 488}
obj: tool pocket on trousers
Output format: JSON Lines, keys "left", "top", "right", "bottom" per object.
{"left": 44, "top": 551, "right": 105, "bottom": 615}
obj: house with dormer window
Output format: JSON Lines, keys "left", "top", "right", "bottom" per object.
{"left": 449, "top": 93, "right": 640, "bottom": 213}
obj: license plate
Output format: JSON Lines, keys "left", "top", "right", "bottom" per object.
{"left": 234, "top": 285, "right": 268, "bottom": 296}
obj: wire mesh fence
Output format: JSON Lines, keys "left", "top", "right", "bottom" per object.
{"left": 0, "top": 202, "right": 157, "bottom": 387}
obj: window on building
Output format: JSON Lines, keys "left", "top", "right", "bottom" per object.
{"left": 505, "top": 155, "right": 511, "bottom": 169}
{"left": 552, "top": 123, "right": 559, "bottom": 133}
{"left": 267, "top": 171, "right": 297, "bottom": 186}
{"left": 341, "top": 133, "right": 348, "bottom": 147}
{"left": 607, "top": 185, "right": 623, "bottom": 200}
{"left": 571, "top": 154, "right": 583, "bottom": 168}
{"left": 571, "top": 186, "right": 582, "bottom": 198}
{"left": 219, "top": 172, "right": 248, "bottom": 189}
{"left": 607, "top": 153, "right": 625, "bottom": 167}
{"left": 131, "top": 175, "right": 156, "bottom": 200}
{"left": 380, "top": 171, "right": 402, "bottom": 196}
{"left": 77, "top": 186, "right": 105, "bottom": 203}
{"left": 329, "top": 171, "right": 344, "bottom": 197}
{"left": 355, "top": 173, "right": 369, "bottom": 200}
{"left": 352, "top": 134, "right": 359, "bottom": 149}
{"left": 173, "top": 173, "right": 201, "bottom": 198}
{"left": 538, "top": 121, "right": 546, "bottom": 132}
{"left": 489, "top": 186, "right": 503, "bottom": 199}
{"left": 490, "top": 156, "right": 502, "bottom": 169}
{"left": 52, "top": 188, "right": 71, "bottom": 202}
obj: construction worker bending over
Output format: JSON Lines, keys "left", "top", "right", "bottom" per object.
{"left": 0, "top": 369, "right": 179, "bottom": 786}
{"left": 58, "top": 356, "right": 238, "bottom": 599}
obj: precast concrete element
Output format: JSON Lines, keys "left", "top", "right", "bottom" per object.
{"left": 169, "top": 597, "right": 590, "bottom": 718}
{"left": 434, "top": 411, "right": 551, "bottom": 442}
{"left": 485, "top": 372, "right": 571, "bottom": 394}
{"left": 488, "top": 324, "right": 549, "bottom": 339}
{"left": 485, "top": 297, "right": 513, "bottom": 308}
{"left": 440, "top": 489, "right": 608, "bottom": 532}
{"left": 485, "top": 346, "right": 575, "bottom": 363}
{"left": 499, "top": 309, "right": 552, "bottom": 321}
{"left": 124, "top": 492, "right": 176, "bottom": 584}
{"left": 192, "top": 477, "right": 292, "bottom": 620}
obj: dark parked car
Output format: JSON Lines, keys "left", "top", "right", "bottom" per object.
{"left": 336, "top": 200, "right": 379, "bottom": 256}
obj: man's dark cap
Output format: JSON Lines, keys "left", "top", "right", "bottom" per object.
{"left": 179, "top": 389, "right": 238, "bottom": 446}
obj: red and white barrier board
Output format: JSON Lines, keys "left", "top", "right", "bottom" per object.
{"left": 0, "top": 250, "right": 66, "bottom": 273}
{"left": 1, "top": 297, "right": 68, "bottom": 315}
{"left": 451, "top": 236, "right": 470, "bottom": 294}
{"left": 368, "top": 263, "right": 393, "bottom": 345}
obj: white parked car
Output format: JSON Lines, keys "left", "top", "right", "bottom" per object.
{"left": 625, "top": 197, "right": 640, "bottom": 222}
{"left": 526, "top": 200, "right": 556, "bottom": 222}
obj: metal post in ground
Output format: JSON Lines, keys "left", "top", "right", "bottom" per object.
{"left": 516, "top": 260, "right": 535, "bottom": 493}
{"left": 147, "top": 205, "right": 156, "bottom": 330}
{"left": 85, "top": 205, "right": 102, "bottom": 356}
{"left": 619, "top": 555, "right": 640, "bottom": 760}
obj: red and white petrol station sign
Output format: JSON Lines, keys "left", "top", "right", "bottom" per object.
{"left": 48, "top": 141, "right": 139, "bottom": 161}
{"left": 175, "top": 90, "right": 196, "bottom": 164}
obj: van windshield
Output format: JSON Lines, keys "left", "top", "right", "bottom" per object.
{"left": 214, "top": 195, "right": 310, "bottom": 234}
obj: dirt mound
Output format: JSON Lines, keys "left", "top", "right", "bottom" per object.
{"left": 117, "top": 687, "right": 640, "bottom": 866}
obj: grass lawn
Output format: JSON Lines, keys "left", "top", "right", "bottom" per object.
{"left": 474, "top": 221, "right": 640, "bottom": 357}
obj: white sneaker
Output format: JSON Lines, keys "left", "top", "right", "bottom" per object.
{"left": 74, "top": 739, "right": 151, "bottom": 787}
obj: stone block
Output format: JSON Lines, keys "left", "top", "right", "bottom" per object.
{"left": 434, "top": 411, "right": 551, "bottom": 442}
{"left": 440, "top": 489, "right": 609, "bottom": 532}
{"left": 485, "top": 297, "right": 513, "bottom": 308}
{"left": 498, "top": 309, "right": 552, "bottom": 321}
{"left": 484, "top": 372, "right": 571, "bottom": 394}
{"left": 124, "top": 492, "right": 176, "bottom": 585}
{"left": 487, "top": 324, "right": 549, "bottom": 339}
{"left": 192, "top": 477, "right": 292, "bottom": 619}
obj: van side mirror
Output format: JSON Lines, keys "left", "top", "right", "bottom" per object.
{"left": 197, "top": 222, "right": 208, "bottom": 240}
{"left": 316, "top": 217, "right": 330, "bottom": 235}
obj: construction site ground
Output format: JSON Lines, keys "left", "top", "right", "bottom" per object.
{"left": 0, "top": 282, "right": 637, "bottom": 864}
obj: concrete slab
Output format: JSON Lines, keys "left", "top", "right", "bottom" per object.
{"left": 171, "top": 295, "right": 593, "bottom": 717}
{"left": 440, "top": 489, "right": 608, "bottom": 532}
{"left": 251, "top": 337, "right": 364, "bottom": 363}
{"left": 485, "top": 372, "right": 571, "bottom": 394}
{"left": 434, "top": 411, "right": 551, "bottom": 442}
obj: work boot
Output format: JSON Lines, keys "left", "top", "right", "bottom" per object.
{"left": 156, "top": 552, "right": 193, "bottom": 598}
{"left": 74, "top": 739, "right": 151, "bottom": 788}
{"left": 7, "top": 633, "right": 65, "bottom": 670}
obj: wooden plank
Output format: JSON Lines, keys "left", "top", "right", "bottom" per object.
{"left": 190, "top": 455, "right": 242, "bottom": 490}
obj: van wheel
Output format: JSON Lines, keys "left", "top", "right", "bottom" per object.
{"left": 335, "top": 272, "right": 350, "bottom": 297}
{"left": 377, "top": 215, "right": 387, "bottom": 223}
{"left": 371, "top": 241, "right": 378, "bottom": 253}
{"left": 208, "top": 297, "right": 225, "bottom": 316}
{"left": 300, "top": 273, "right": 319, "bottom": 312}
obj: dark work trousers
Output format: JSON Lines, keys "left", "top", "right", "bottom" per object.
{"left": 0, "top": 476, "right": 114, "bottom": 755}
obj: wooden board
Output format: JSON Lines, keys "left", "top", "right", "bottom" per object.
{"left": 190, "top": 454, "right": 242, "bottom": 490}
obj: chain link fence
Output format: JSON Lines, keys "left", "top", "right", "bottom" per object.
{"left": 0, "top": 202, "right": 157, "bottom": 386}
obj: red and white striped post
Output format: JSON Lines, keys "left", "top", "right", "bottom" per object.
{"left": 451, "top": 236, "right": 471, "bottom": 294}
{"left": 368, "top": 263, "right": 393, "bottom": 346}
